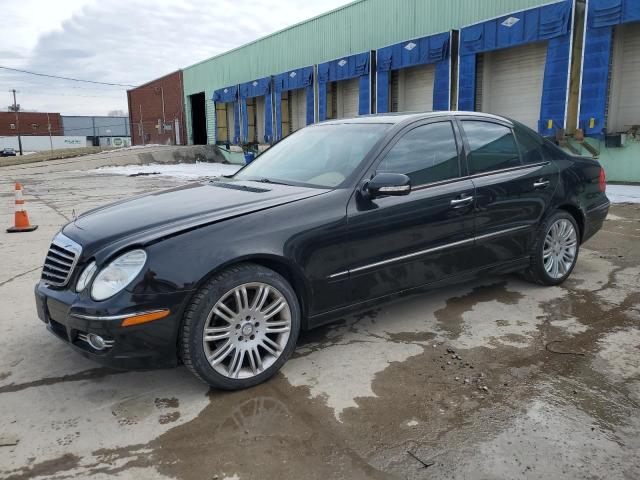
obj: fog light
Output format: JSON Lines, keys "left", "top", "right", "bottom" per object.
{"left": 87, "top": 333, "right": 107, "bottom": 351}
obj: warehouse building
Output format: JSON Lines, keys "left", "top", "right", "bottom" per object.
{"left": 128, "top": 0, "right": 639, "bottom": 180}
{"left": 61, "top": 115, "right": 130, "bottom": 147}
{"left": 0, "top": 112, "right": 61, "bottom": 137}
{"left": 127, "top": 70, "right": 186, "bottom": 146}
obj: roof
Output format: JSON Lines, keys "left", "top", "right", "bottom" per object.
{"left": 317, "top": 111, "right": 511, "bottom": 125}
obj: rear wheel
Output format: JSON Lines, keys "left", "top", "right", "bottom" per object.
{"left": 523, "top": 211, "right": 580, "bottom": 286}
{"left": 181, "top": 263, "right": 300, "bottom": 390}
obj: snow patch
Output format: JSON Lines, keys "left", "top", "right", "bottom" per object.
{"left": 606, "top": 184, "right": 640, "bottom": 204}
{"left": 91, "top": 162, "right": 241, "bottom": 179}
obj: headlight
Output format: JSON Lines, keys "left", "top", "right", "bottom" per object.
{"left": 91, "top": 250, "right": 147, "bottom": 301}
{"left": 75, "top": 261, "right": 97, "bottom": 292}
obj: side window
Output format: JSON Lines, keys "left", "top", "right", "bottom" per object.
{"left": 462, "top": 121, "right": 521, "bottom": 174}
{"left": 377, "top": 122, "right": 460, "bottom": 186}
{"left": 514, "top": 123, "right": 545, "bottom": 164}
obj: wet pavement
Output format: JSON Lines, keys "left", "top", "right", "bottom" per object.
{"left": 1, "top": 156, "right": 639, "bottom": 479}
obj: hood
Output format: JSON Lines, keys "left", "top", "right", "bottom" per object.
{"left": 63, "top": 179, "right": 328, "bottom": 256}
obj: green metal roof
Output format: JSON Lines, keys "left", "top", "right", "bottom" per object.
{"left": 183, "top": 0, "right": 558, "bottom": 144}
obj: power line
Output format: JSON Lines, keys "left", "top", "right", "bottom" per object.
{"left": 0, "top": 65, "right": 137, "bottom": 87}
{"left": 17, "top": 90, "right": 125, "bottom": 99}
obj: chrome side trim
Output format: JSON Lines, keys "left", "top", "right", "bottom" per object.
{"left": 467, "top": 162, "right": 549, "bottom": 181}
{"left": 328, "top": 271, "right": 349, "bottom": 280}
{"left": 328, "top": 225, "right": 532, "bottom": 279}
{"left": 70, "top": 309, "right": 167, "bottom": 321}
{"left": 474, "top": 225, "right": 530, "bottom": 242}
{"left": 350, "top": 237, "right": 475, "bottom": 275}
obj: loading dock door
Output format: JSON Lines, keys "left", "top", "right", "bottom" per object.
{"left": 290, "top": 88, "right": 306, "bottom": 132}
{"left": 190, "top": 92, "right": 207, "bottom": 145}
{"left": 607, "top": 23, "right": 640, "bottom": 133}
{"left": 256, "top": 96, "right": 265, "bottom": 142}
{"left": 477, "top": 42, "right": 547, "bottom": 130}
{"left": 337, "top": 78, "right": 359, "bottom": 118}
{"left": 394, "top": 64, "right": 435, "bottom": 112}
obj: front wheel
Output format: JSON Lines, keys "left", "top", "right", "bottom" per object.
{"left": 181, "top": 263, "right": 300, "bottom": 390}
{"left": 523, "top": 211, "right": 580, "bottom": 286}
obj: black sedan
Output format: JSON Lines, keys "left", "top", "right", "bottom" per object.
{"left": 35, "top": 112, "right": 609, "bottom": 389}
{"left": 1, "top": 147, "right": 17, "bottom": 157}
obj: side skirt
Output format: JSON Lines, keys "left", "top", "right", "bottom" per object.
{"left": 305, "top": 257, "right": 531, "bottom": 330}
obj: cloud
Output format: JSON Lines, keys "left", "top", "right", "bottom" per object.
{"left": 0, "top": 0, "right": 352, "bottom": 116}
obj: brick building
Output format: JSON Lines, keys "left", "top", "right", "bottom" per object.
{"left": 127, "top": 70, "right": 185, "bottom": 146}
{"left": 0, "top": 111, "right": 62, "bottom": 137}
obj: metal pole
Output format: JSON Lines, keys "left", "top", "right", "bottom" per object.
{"left": 46, "top": 112, "right": 53, "bottom": 155}
{"left": 139, "top": 104, "right": 145, "bottom": 145}
{"left": 160, "top": 86, "right": 167, "bottom": 143}
{"left": 11, "top": 89, "right": 23, "bottom": 155}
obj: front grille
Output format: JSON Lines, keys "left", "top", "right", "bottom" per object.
{"left": 42, "top": 233, "right": 82, "bottom": 287}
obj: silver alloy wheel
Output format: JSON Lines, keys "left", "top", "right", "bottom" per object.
{"left": 543, "top": 218, "right": 578, "bottom": 279}
{"left": 203, "top": 282, "right": 292, "bottom": 379}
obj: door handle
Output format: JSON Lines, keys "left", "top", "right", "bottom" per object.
{"left": 533, "top": 179, "right": 550, "bottom": 189}
{"left": 450, "top": 195, "right": 474, "bottom": 208}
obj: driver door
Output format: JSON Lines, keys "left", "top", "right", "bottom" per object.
{"left": 345, "top": 119, "right": 477, "bottom": 304}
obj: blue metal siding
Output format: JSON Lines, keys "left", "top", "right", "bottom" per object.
{"left": 578, "top": 0, "right": 640, "bottom": 135}
{"left": 376, "top": 31, "right": 451, "bottom": 113}
{"left": 457, "top": 0, "right": 574, "bottom": 135}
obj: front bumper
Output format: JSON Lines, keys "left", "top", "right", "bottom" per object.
{"left": 35, "top": 282, "right": 193, "bottom": 369}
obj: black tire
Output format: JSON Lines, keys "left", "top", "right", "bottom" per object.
{"left": 180, "top": 263, "right": 301, "bottom": 390}
{"left": 522, "top": 210, "right": 580, "bottom": 286}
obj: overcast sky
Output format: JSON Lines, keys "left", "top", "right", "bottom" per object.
{"left": 1, "top": 0, "right": 353, "bottom": 117}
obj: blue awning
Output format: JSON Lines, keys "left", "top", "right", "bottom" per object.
{"left": 579, "top": 0, "right": 640, "bottom": 136}
{"left": 459, "top": 1, "right": 572, "bottom": 55}
{"left": 317, "top": 52, "right": 370, "bottom": 120}
{"left": 238, "top": 77, "right": 273, "bottom": 144}
{"left": 458, "top": 0, "right": 573, "bottom": 135}
{"left": 376, "top": 32, "right": 451, "bottom": 113}
{"left": 212, "top": 85, "right": 240, "bottom": 145}
{"left": 317, "top": 52, "right": 369, "bottom": 83}
{"left": 377, "top": 32, "right": 449, "bottom": 72}
{"left": 274, "top": 66, "right": 313, "bottom": 93}
{"left": 212, "top": 85, "right": 238, "bottom": 103}
{"left": 273, "top": 66, "right": 315, "bottom": 140}
{"left": 239, "top": 76, "right": 271, "bottom": 99}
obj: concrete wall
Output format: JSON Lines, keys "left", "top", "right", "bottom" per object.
{"left": 0, "top": 136, "right": 89, "bottom": 152}
{"left": 567, "top": 137, "right": 640, "bottom": 183}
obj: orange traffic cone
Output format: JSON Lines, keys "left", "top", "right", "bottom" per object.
{"left": 6, "top": 182, "right": 38, "bottom": 233}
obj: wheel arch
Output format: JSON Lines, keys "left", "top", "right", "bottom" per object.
{"left": 555, "top": 203, "right": 586, "bottom": 242}
{"left": 184, "top": 254, "right": 311, "bottom": 329}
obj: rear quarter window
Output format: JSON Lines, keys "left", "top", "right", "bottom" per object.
{"left": 514, "top": 123, "right": 546, "bottom": 164}
{"left": 462, "top": 121, "right": 521, "bottom": 174}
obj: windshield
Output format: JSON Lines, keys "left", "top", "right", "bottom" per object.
{"left": 234, "top": 123, "right": 390, "bottom": 188}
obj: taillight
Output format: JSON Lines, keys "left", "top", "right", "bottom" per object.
{"left": 599, "top": 168, "right": 606, "bottom": 193}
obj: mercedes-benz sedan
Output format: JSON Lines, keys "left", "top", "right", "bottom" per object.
{"left": 35, "top": 112, "right": 609, "bottom": 389}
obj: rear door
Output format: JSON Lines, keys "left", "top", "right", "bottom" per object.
{"left": 458, "top": 117, "right": 559, "bottom": 266}
{"left": 346, "top": 119, "right": 476, "bottom": 303}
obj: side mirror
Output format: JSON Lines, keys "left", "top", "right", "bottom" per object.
{"left": 365, "top": 173, "right": 411, "bottom": 198}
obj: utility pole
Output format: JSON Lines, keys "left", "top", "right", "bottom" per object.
{"left": 139, "top": 104, "right": 145, "bottom": 146}
{"left": 11, "top": 89, "right": 23, "bottom": 155}
{"left": 46, "top": 112, "right": 53, "bottom": 155}
{"left": 158, "top": 86, "right": 167, "bottom": 144}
